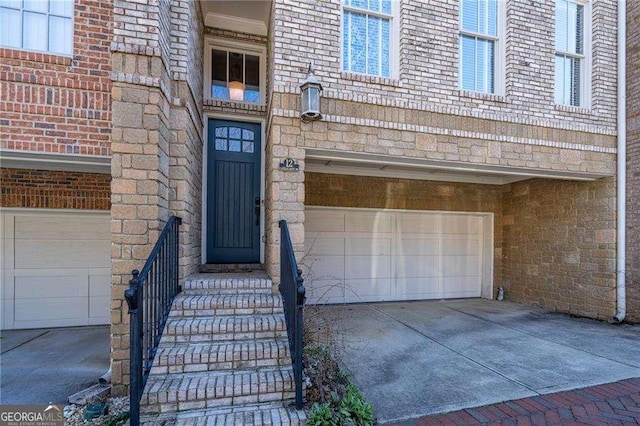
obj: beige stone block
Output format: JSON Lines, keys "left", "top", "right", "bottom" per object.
{"left": 112, "top": 179, "right": 137, "bottom": 195}
{"left": 416, "top": 133, "right": 437, "bottom": 151}
{"left": 112, "top": 102, "right": 143, "bottom": 128}
{"left": 595, "top": 229, "right": 615, "bottom": 244}
{"left": 123, "top": 219, "right": 148, "bottom": 235}
{"left": 560, "top": 150, "right": 581, "bottom": 165}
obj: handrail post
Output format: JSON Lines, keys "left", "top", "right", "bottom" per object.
{"left": 125, "top": 269, "right": 142, "bottom": 426}
{"left": 295, "top": 269, "right": 305, "bottom": 409}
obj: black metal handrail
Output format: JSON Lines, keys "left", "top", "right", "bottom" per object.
{"left": 125, "top": 216, "right": 182, "bottom": 426}
{"left": 278, "top": 220, "right": 306, "bottom": 410}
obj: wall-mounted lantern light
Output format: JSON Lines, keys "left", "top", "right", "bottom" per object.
{"left": 300, "top": 62, "right": 322, "bottom": 121}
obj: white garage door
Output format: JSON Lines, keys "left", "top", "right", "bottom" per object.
{"left": 304, "top": 207, "right": 493, "bottom": 304}
{"left": 1, "top": 210, "right": 111, "bottom": 330}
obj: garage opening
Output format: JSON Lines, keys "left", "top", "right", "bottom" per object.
{"left": 304, "top": 207, "right": 494, "bottom": 304}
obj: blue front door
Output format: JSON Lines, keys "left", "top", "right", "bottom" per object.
{"left": 207, "top": 119, "right": 261, "bottom": 263}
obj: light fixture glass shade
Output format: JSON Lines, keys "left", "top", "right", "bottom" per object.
{"left": 228, "top": 80, "right": 245, "bottom": 101}
{"left": 300, "top": 75, "right": 322, "bottom": 121}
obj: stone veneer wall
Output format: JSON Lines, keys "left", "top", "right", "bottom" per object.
{"left": 626, "top": 2, "right": 640, "bottom": 322}
{"left": 0, "top": 168, "right": 110, "bottom": 210}
{"left": 502, "top": 178, "right": 617, "bottom": 320}
{"left": 110, "top": 0, "right": 204, "bottom": 393}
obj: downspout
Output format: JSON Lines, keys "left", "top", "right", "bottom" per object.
{"left": 614, "top": 0, "right": 626, "bottom": 323}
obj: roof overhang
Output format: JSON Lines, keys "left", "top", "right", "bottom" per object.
{"left": 0, "top": 150, "right": 111, "bottom": 174}
{"left": 200, "top": 1, "right": 270, "bottom": 36}
{"left": 305, "top": 149, "right": 609, "bottom": 185}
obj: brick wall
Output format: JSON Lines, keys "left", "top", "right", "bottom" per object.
{"left": 626, "top": 2, "right": 640, "bottom": 323}
{"left": 0, "top": 168, "right": 110, "bottom": 210}
{"left": 502, "top": 178, "right": 617, "bottom": 321}
{"left": 0, "top": 0, "right": 112, "bottom": 156}
{"left": 271, "top": 0, "right": 618, "bottom": 132}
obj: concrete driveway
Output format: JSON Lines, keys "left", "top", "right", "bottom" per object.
{"left": 315, "top": 299, "right": 640, "bottom": 424}
{"left": 0, "top": 326, "right": 110, "bottom": 404}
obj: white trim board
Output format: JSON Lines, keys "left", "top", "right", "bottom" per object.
{"left": 0, "top": 150, "right": 111, "bottom": 174}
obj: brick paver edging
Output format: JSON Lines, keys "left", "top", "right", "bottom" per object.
{"left": 385, "top": 378, "right": 640, "bottom": 426}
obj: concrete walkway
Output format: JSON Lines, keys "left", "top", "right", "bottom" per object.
{"left": 315, "top": 299, "right": 640, "bottom": 424}
{"left": 0, "top": 326, "right": 110, "bottom": 404}
{"left": 386, "top": 378, "right": 640, "bottom": 425}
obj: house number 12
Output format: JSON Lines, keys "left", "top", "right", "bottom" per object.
{"left": 279, "top": 157, "right": 299, "bottom": 169}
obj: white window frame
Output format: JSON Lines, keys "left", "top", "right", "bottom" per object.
{"left": 554, "top": 0, "right": 591, "bottom": 108}
{"left": 203, "top": 37, "right": 267, "bottom": 104}
{"left": 0, "top": 0, "right": 74, "bottom": 56}
{"left": 341, "top": 0, "right": 398, "bottom": 79}
{"left": 458, "top": 0, "right": 505, "bottom": 96}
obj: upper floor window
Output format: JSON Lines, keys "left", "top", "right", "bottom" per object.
{"left": 206, "top": 42, "right": 264, "bottom": 104}
{"left": 0, "top": 0, "right": 73, "bottom": 55}
{"left": 342, "top": 0, "right": 392, "bottom": 78}
{"left": 459, "top": 0, "right": 500, "bottom": 94}
{"left": 555, "top": 0, "right": 589, "bottom": 107}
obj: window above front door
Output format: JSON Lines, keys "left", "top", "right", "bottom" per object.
{"left": 204, "top": 39, "right": 266, "bottom": 104}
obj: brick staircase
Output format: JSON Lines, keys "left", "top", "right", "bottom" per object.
{"left": 140, "top": 271, "right": 306, "bottom": 425}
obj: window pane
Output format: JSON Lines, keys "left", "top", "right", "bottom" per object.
{"left": 242, "top": 129, "right": 254, "bottom": 141}
{"left": 0, "top": 7, "right": 21, "bottom": 48}
{"left": 23, "top": 11, "right": 47, "bottom": 51}
{"left": 368, "top": 0, "right": 380, "bottom": 12}
{"left": 461, "top": 0, "right": 478, "bottom": 33}
{"left": 229, "top": 140, "right": 241, "bottom": 152}
{"left": 215, "top": 127, "right": 228, "bottom": 138}
{"left": 215, "top": 139, "right": 227, "bottom": 151}
{"left": 487, "top": 0, "right": 498, "bottom": 36}
{"left": 49, "top": 16, "right": 72, "bottom": 54}
{"left": 570, "top": 56, "right": 581, "bottom": 105}
{"left": 381, "top": 18, "right": 390, "bottom": 77}
{"left": 343, "top": 12, "right": 350, "bottom": 70}
{"left": 350, "top": 12, "right": 367, "bottom": 73}
{"left": 460, "top": 35, "right": 476, "bottom": 91}
{"left": 245, "top": 54, "right": 259, "bottom": 86}
{"left": 228, "top": 52, "right": 243, "bottom": 83}
{"left": 381, "top": 0, "right": 391, "bottom": 14}
{"left": 555, "top": 0, "right": 568, "bottom": 51}
{"left": 0, "top": 1, "right": 20, "bottom": 9}
{"left": 212, "top": 83, "right": 228, "bottom": 100}
{"left": 555, "top": 55, "right": 566, "bottom": 104}
{"left": 574, "top": 4, "right": 584, "bottom": 54}
{"left": 481, "top": 39, "right": 495, "bottom": 93}
{"left": 229, "top": 127, "right": 241, "bottom": 139}
{"left": 212, "top": 49, "right": 227, "bottom": 82}
{"left": 244, "top": 88, "right": 260, "bottom": 103}
{"left": 24, "top": 0, "right": 48, "bottom": 13}
{"left": 351, "top": 0, "right": 367, "bottom": 9}
{"left": 242, "top": 141, "right": 254, "bottom": 153}
{"left": 367, "top": 16, "right": 380, "bottom": 75}
{"left": 50, "top": 0, "right": 73, "bottom": 17}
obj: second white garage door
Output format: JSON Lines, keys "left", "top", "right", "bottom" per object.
{"left": 1, "top": 210, "right": 111, "bottom": 330}
{"left": 304, "top": 207, "right": 493, "bottom": 304}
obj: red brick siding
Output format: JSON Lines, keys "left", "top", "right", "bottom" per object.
{"left": 0, "top": 168, "right": 110, "bottom": 210}
{"left": 0, "top": 0, "right": 112, "bottom": 156}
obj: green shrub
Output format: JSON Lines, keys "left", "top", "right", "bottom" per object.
{"left": 308, "top": 402, "right": 335, "bottom": 426}
{"left": 338, "top": 385, "right": 374, "bottom": 426}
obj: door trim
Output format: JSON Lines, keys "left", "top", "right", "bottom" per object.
{"left": 202, "top": 113, "right": 266, "bottom": 264}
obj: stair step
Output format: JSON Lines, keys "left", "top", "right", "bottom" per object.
{"left": 170, "top": 293, "right": 284, "bottom": 317}
{"left": 162, "top": 315, "right": 288, "bottom": 343}
{"left": 184, "top": 272, "right": 273, "bottom": 295}
{"left": 141, "top": 402, "right": 306, "bottom": 425}
{"left": 150, "top": 339, "right": 291, "bottom": 374}
{"left": 200, "top": 263, "right": 264, "bottom": 273}
{"left": 140, "top": 368, "right": 296, "bottom": 414}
